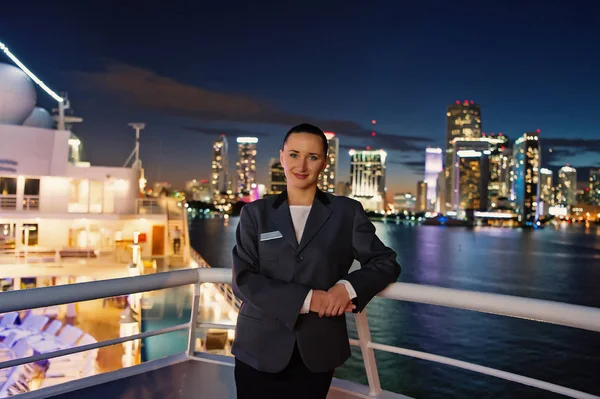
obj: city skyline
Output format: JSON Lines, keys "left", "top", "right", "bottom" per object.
{"left": 1, "top": 2, "right": 599, "bottom": 194}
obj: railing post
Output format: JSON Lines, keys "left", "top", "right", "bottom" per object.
{"left": 354, "top": 310, "right": 382, "bottom": 397}
{"left": 187, "top": 282, "right": 201, "bottom": 356}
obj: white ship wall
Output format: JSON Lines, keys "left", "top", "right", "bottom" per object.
{"left": 0, "top": 125, "right": 69, "bottom": 176}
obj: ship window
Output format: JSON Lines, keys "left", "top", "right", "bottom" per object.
{"left": 21, "top": 223, "right": 38, "bottom": 246}
{"left": 24, "top": 179, "right": 40, "bottom": 196}
{"left": 0, "top": 177, "right": 17, "bottom": 195}
{"left": 89, "top": 181, "right": 103, "bottom": 213}
{"left": 68, "top": 179, "right": 89, "bottom": 213}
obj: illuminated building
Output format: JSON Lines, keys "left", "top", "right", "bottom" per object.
{"left": 318, "top": 132, "right": 339, "bottom": 193}
{"left": 185, "top": 179, "right": 211, "bottom": 202}
{"left": 416, "top": 182, "right": 427, "bottom": 211}
{"left": 268, "top": 158, "right": 286, "bottom": 195}
{"left": 513, "top": 131, "right": 541, "bottom": 225}
{"left": 452, "top": 149, "right": 488, "bottom": 213}
{"left": 451, "top": 138, "right": 491, "bottom": 213}
{"left": 590, "top": 169, "right": 600, "bottom": 206}
{"left": 393, "top": 193, "right": 416, "bottom": 211}
{"left": 349, "top": 149, "right": 387, "bottom": 211}
{"left": 211, "top": 135, "right": 229, "bottom": 197}
{"left": 424, "top": 148, "right": 443, "bottom": 210}
{"left": 446, "top": 100, "right": 483, "bottom": 151}
{"left": 235, "top": 137, "right": 258, "bottom": 195}
{"left": 539, "top": 168, "right": 553, "bottom": 216}
{"left": 485, "top": 133, "right": 510, "bottom": 207}
{"left": 394, "top": 193, "right": 416, "bottom": 211}
{"left": 556, "top": 165, "right": 577, "bottom": 209}
{"left": 436, "top": 170, "right": 447, "bottom": 213}
{"left": 445, "top": 101, "right": 483, "bottom": 207}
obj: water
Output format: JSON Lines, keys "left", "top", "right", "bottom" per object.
{"left": 158, "top": 218, "right": 600, "bottom": 398}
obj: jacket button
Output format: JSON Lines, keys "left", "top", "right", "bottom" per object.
{"left": 296, "top": 256, "right": 303, "bottom": 262}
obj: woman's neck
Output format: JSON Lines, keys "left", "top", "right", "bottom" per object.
{"left": 287, "top": 185, "right": 316, "bottom": 206}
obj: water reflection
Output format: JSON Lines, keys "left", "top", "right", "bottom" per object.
{"left": 189, "top": 219, "right": 600, "bottom": 398}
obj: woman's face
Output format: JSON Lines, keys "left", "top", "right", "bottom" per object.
{"left": 280, "top": 133, "right": 327, "bottom": 190}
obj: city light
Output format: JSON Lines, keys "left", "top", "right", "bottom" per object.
{"left": 426, "top": 148, "right": 443, "bottom": 153}
{"left": 236, "top": 137, "right": 258, "bottom": 144}
{"left": 324, "top": 132, "right": 336, "bottom": 140}
{"left": 456, "top": 150, "right": 482, "bottom": 157}
{"left": 474, "top": 211, "right": 515, "bottom": 219}
{"left": 0, "top": 41, "right": 64, "bottom": 103}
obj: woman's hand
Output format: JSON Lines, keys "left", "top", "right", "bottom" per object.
{"left": 325, "top": 284, "right": 352, "bottom": 317}
{"left": 309, "top": 290, "right": 331, "bottom": 317}
{"left": 310, "top": 289, "right": 356, "bottom": 317}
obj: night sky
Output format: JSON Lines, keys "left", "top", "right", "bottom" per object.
{"left": 2, "top": 1, "right": 599, "bottom": 194}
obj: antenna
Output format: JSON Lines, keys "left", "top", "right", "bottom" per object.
{"left": 124, "top": 123, "right": 146, "bottom": 168}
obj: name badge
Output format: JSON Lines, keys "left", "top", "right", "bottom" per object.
{"left": 260, "top": 231, "right": 283, "bottom": 241}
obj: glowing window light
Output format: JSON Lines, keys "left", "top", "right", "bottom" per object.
{"left": 0, "top": 41, "right": 64, "bottom": 103}
{"left": 456, "top": 150, "right": 482, "bottom": 157}
{"left": 236, "top": 137, "right": 258, "bottom": 144}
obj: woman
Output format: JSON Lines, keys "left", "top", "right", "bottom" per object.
{"left": 232, "top": 123, "right": 401, "bottom": 398}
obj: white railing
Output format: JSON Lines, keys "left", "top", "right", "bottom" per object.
{"left": 0, "top": 195, "right": 39, "bottom": 211}
{"left": 189, "top": 247, "right": 240, "bottom": 311}
{"left": 0, "top": 195, "right": 17, "bottom": 210}
{"left": 0, "top": 269, "right": 599, "bottom": 399}
{"left": 135, "top": 198, "right": 166, "bottom": 215}
{"left": 22, "top": 195, "right": 39, "bottom": 211}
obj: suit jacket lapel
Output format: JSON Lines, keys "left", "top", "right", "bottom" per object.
{"left": 270, "top": 192, "right": 298, "bottom": 250}
{"left": 297, "top": 190, "right": 332, "bottom": 253}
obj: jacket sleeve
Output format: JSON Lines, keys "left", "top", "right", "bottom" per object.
{"left": 232, "top": 205, "right": 311, "bottom": 331}
{"left": 343, "top": 202, "right": 401, "bottom": 313}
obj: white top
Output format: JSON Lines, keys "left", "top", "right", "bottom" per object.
{"left": 288, "top": 205, "right": 357, "bottom": 314}
{"left": 289, "top": 205, "right": 312, "bottom": 243}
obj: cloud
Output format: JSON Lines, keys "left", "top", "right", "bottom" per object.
{"left": 542, "top": 138, "right": 600, "bottom": 167}
{"left": 74, "top": 62, "right": 433, "bottom": 152}
{"left": 182, "top": 126, "right": 272, "bottom": 138}
{"left": 543, "top": 138, "right": 600, "bottom": 150}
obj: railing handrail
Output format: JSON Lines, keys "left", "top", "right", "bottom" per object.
{"left": 1, "top": 268, "right": 599, "bottom": 398}
{"left": 1, "top": 271, "right": 598, "bottom": 332}
{"left": 378, "top": 282, "right": 600, "bottom": 333}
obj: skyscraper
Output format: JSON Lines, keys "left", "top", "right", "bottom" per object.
{"left": 416, "top": 181, "right": 427, "bottom": 212}
{"left": 486, "top": 133, "right": 510, "bottom": 207}
{"left": 557, "top": 166, "right": 577, "bottom": 209}
{"left": 451, "top": 138, "right": 491, "bottom": 213}
{"left": 349, "top": 149, "right": 387, "bottom": 211}
{"left": 318, "top": 132, "right": 339, "bottom": 193}
{"left": 513, "top": 132, "right": 541, "bottom": 225}
{"left": 236, "top": 137, "right": 258, "bottom": 195}
{"left": 446, "top": 100, "right": 483, "bottom": 149}
{"left": 589, "top": 169, "right": 600, "bottom": 206}
{"left": 453, "top": 149, "right": 488, "bottom": 212}
{"left": 445, "top": 100, "right": 483, "bottom": 210}
{"left": 268, "top": 158, "right": 286, "bottom": 195}
{"left": 211, "top": 135, "right": 228, "bottom": 197}
{"left": 539, "top": 168, "right": 553, "bottom": 216}
{"left": 424, "top": 148, "right": 443, "bottom": 210}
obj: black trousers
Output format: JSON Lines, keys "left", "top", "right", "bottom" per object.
{"left": 235, "top": 344, "right": 334, "bottom": 399}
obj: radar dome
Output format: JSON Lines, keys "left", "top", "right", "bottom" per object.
{"left": 23, "top": 107, "right": 53, "bottom": 129}
{"left": 0, "top": 63, "right": 37, "bottom": 125}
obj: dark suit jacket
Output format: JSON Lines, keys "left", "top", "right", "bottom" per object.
{"left": 231, "top": 189, "right": 401, "bottom": 373}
